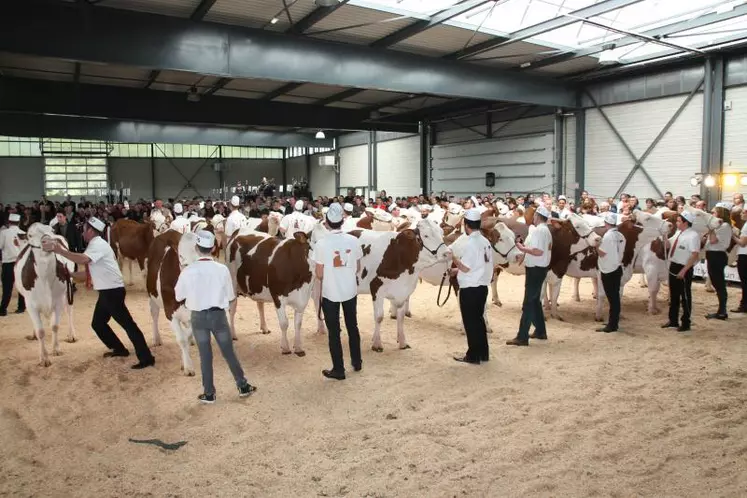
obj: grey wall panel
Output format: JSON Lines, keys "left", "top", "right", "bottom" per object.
{"left": 563, "top": 115, "right": 577, "bottom": 200}
{"left": 286, "top": 155, "right": 307, "bottom": 184}
{"left": 494, "top": 115, "right": 554, "bottom": 137}
{"left": 435, "top": 125, "right": 489, "bottom": 145}
{"left": 0, "top": 158, "right": 43, "bottom": 203}
{"left": 722, "top": 85, "right": 747, "bottom": 201}
{"left": 310, "top": 163, "right": 336, "bottom": 198}
{"left": 376, "top": 136, "right": 420, "bottom": 198}
{"left": 338, "top": 132, "right": 368, "bottom": 148}
{"left": 339, "top": 145, "right": 368, "bottom": 190}
{"left": 223, "top": 159, "right": 283, "bottom": 195}
{"left": 154, "top": 158, "right": 220, "bottom": 200}
{"left": 585, "top": 93, "right": 703, "bottom": 200}
{"left": 109, "top": 158, "right": 152, "bottom": 201}
{"left": 376, "top": 131, "right": 417, "bottom": 143}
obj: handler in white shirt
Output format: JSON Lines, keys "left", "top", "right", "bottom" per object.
{"left": 704, "top": 204, "right": 733, "bottom": 320}
{"left": 314, "top": 203, "right": 363, "bottom": 380}
{"left": 663, "top": 211, "right": 701, "bottom": 331}
{"left": 175, "top": 230, "right": 256, "bottom": 404}
{"left": 450, "top": 208, "right": 493, "bottom": 364}
{"left": 732, "top": 208, "right": 747, "bottom": 313}
{"left": 225, "top": 196, "right": 247, "bottom": 238}
{"left": 169, "top": 203, "right": 191, "bottom": 234}
{"left": 596, "top": 212, "right": 625, "bottom": 333}
{"left": 279, "top": 200, "right": 314, "bottom": 238}
{"left": 0, "top": 213, "right": 25, "bottom": 316}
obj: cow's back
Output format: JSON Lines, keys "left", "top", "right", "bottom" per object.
{"left": 112, "top": 219, "right": 154, "bottom": 261}
{"left": 147, "top": 230, "right": 182, "bottom": 298}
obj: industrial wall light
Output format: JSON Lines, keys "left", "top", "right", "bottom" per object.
{"left": 315, "top": 130, "right": 326, "bottom": 139}
{"left": 690, "top": 172, "right": 747, "bottom": 188}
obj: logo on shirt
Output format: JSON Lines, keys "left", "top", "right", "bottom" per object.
{"left": 333, "top": 250, "right": 351, "bottom": 268}
{"left": 483, "top": 247, "right": 490, "bottom": 263}
{"left": 13, "top": 237, "right": 19, "bottom": 248}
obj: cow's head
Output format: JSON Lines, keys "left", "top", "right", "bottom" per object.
{"left": 177, "top": 232, "right": 201, "bottom": 268}
{"left": 566, "top": 213, "right": 602, "bottom": 247}
{"left": 631, "top": 210, "right": 673, "bottom": 236}
{"left": 308, "top": 219, "right": 329, "bottom": 250}
{"left": 26, "top": 222, "right": 54, "bottom": 247}
{"left": 211, "top": 214, "right": 226, "bottom": 234}
{"left": 484, "top": 222, "right": 522, "bottom": 265}
{"left": 149, "top": 209, "right": 170, "bottom": 233}
{"left": 443, "top": 204, "right": 464, "bottom": 228}
{"left": 268, "top": 211, "right": 283, "bottom": 237}
{"left": 414, "top": 219, "right": 451, "bottom": 266}
{"left": 683, "top": 205, "right": 722, "bottom": 233}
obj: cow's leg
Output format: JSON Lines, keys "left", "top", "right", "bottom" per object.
{"left": 229, "top": 299, "right": 238, "bottom": 340}
{"left": 547, "top": 275, "right": 563, "bottom": 321}
{"left": 312, "top": 281, "right": 327, "bottom": 334}
{"left": 172, "top": 318, "right": 195, "bottom": 376}
{"left": 594, "top": 273, "right": 606, "bottom": 322}
{"left": 572, "top": 277, "right": 581, "bottom": 302}
{"left": 639, "top": 273, "right": 648, "bottom": 288}
{"left": 65, "top": 299, "right": 77, "bottom": 343}
{"left": 27, "top": 309, "right": 50, "bottom": 367}
{"left": 277, "top": 305, "right": 292, "bottom": 355}
{"left": 395, "top": 303, "right": 410, "bottom": 350}
{"left": 51, "top": 298, "right": 63, "bottom": 356}
{"left": 591, "top": 277, "right": 598, "bottom": 300}
{"left": 292, "top": 307, "right": 305, "bottom": 357}
{"left": 371, "top": 298, "right": 385, "bottom": 352}
{"left": 491, "top": 271, "right": 502, "bottom": 307}
{"left": 389, "top": 300, "right": 397, "bottom": 320}
{"left": 648, "top": 271, "right": 662, "bottom": 315}
{"left": 404, "top": 299, "right": 411, "bottom": 318}
{"left": 542, "top": 279, "right": 551, "bottom": 311}
{"left": 483, "top": 301, "right": 493, "bottom": 334}
{"left": 257, "top": 301, "right": 270, "bottom": 334}
{"left": 127, "top": 259, "right": 134, "bottom": 287}
{"left": 149, "top": 299, "right": 162, "bottom": 347}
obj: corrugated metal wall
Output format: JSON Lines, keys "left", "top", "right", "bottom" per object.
{"left": 338, "top": 145, "right": 368, "bottom": 193}
{"left": 376, "top": 135, "right": 420, "bottom": 197}
{"left": 584, "top": 93, "right": 703, "bottom": 200}
{"left": 309, "top": 155, "right": 337, "bottom": 198}
{"left": 562, "top": 115, "right": 577, "bottom": 201}
{"left": 722, "top": 85, "right": 747, "bottom": 201}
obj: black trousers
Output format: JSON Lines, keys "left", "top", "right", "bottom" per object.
{"left": 601, "top": 266, "right": 622, "bottom": 330}
{"left": 706, "top": 251, "right": 728, "bottom": 314}
{"left": 322, "top": 297, "right": 361, "bottom": 373}
{"left": 517, "top": 266, "right": 548, "bottom": 341}
{"left": 668, "top": 262, "right": 693, "bottom": 327}
{"left": 458, "top": 286, "right": 489, "bottom": 361}
{"left": 92, "top": 287, "right": 153, "bottom": 362}
{"left": 1, "top": 262, "right": 25, "bottom": 313}
{"left": 738, "top": 254, "right": 747, "bottom": 311}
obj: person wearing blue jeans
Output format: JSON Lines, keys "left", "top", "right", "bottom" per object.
{"left": 175, "top": 230, "right": 256, "bottom": 404}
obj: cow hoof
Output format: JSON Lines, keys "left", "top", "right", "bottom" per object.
{"left": 39, "top": 359, "right": 51, "bottom": 367}
{"left": 25, "top": 335, "right": 37, "bottom": 341}
{"left": 317, "top": 328, "right": 327, "bottom": 335}
{"left": 294, "top": 351, "right": 306, "bottom": 357}
{"left": 486, "top": 329, "right": 493, "bottom": 334}
{"left": 595, "top": 317, "right": 604, "bottom": 323}
{"left": 53, "top": 350, "right": 62, "bottom": 356}
{"left": 493, "top": 301, "right": 502, "bottom": 307}
{"left": 372, "top": 346, "right": 384, "bottom": 353}
{"left": 555, "top": 316, "right": 565, "bottom": 322}
{"left": 65, "top": 338, "right": 76, "bottom": 343}
{"left": 185, "top": 371, "right": 195, "bottom": 377}
{"left": 399, "top": 344, "right": 411, "bottom": 350}
{"left": 573, "top": 297, "right": 581, "bottom": 302}
{"left": 260, "top": 330, "right": 271, "bottom": 335}
{"left": 232, "top": 337, "right": 238, "bottom": 341}
{"left": 389, "top": 315, "right": 396, "bottom": 320}
{"left": 281, "top": 350, "right": 292, "bottom": 355}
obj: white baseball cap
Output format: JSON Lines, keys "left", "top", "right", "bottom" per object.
{"left": 174, "top": 203, "right": 183, "bottom": 214}
{"left": 88, "top": 216, "right": 106, "bottom": 232}
{"left": 199, "top": 201, "right": 205, "bottom": 209}
{"left": 294, "top": 200, "right": 304, "bottom": 211}
{"left": 8, "top": 213, "right": 20, "bottom": 222}
{"left": 230, "top": 195, "right": 241, "bottom": 207}
{"left": 326, "top": 203, "right": 344, "bottom": 223}
{"left": 680, "top": 211, "right": 695, "bottom": 224}
{"left": 558, "top": 195, "right": 567, "bottom": 201}
{"left": 373, "top": 209, "right": 392, "bottom": 222}
{"left": 536, "top": 206, "right": 551, "bottom": 219}
{"left": 343, "top": 203, "right": 354, "bottom": 213}
{"left": 420, "top": 204, "right": 433, "bottom": 212}
{"left": 388, "top": 203, "right": 398, "bottom": 213}
{"left": 196, "top": 230, "right": 215, "bottom": 249}
{"left": 448, "top": 203, "right": 462, "bottom": 215}
{"left": 464, "top": 208, "right": 482, "bottom": 222}
{"left": 604, "top": 212, "right": 617, "bottom": 225}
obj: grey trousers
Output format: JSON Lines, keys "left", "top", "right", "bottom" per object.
{"left": 191, "top": 308, "right": 248, "bottom": 396}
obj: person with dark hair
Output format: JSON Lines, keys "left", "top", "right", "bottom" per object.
{"left": 596, "top": 212, "right": 625, "bottom": 333}
{"left": 0, "top": 213, "right": 25, "bottom": 316}
{"left": 662, "top": 211, "right": 700, "bottom": 332}
{"left": 704, "top": 204, "right": 733, "bottom": 320}
{"left": 451, "top": 208, "right": 493, "bottom": 364}
{"left": 733, "top": 208, "right": 747, "bottom": 313}
{"left": 314, "top": 203, "right": 363, "bottom": 380}
{"left": 43, "top": 216, "right": 155, "bottom": 368}
{"left": 507, "top": 206, "right": 553, "bottom": 346}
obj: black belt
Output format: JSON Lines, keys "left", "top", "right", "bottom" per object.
{"left": 200, "top": 306, "right": 224, "bottom": 312}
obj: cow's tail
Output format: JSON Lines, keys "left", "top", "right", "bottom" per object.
{"left": 66, "top": 276, "right": 74, "bottom": 306}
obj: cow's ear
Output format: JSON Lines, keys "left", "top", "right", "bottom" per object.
{"left": 294, "top": 231, "right": 309, "bottom": 244}
{"left": 549, "top": 219, "right": 562, "bottom": 229}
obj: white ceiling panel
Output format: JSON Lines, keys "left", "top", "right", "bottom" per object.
{"left": 0, "top": 52, "right": 76, "bottom": 74}
{"left": 205, "top": 0, "right": 318, "bottom": 31}
{"left": 214, "top": 88, "right": 265, "bottom": 99}
{"left": 390, "top": 24, "right": 495, "bottom": 57}
{"left": 101, "top": 0, "right": 201, "bottom": 18}
{"left": 531, "top": 55, "right": 601, "bottom": 76}
{"left": 287, "top": 83, "right": 351, "bottom": 99}
{"left": 225, "top": 78, "right": 286, "bottom": 92}
{"left": 308, "top": 6, "right": 414, "bottom": 45}
{"left": 155, "top": 69, "right": 204, "bottom": 85}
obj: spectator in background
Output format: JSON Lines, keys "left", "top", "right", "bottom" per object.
{"left": 607, "top": 197, "right": 617, "bottom": 213}
{"left": 695, "top": 200, "right": 707, "bottom": 211}
{"left": 732, "top": 193, "right": 744, "bottom": 211}
{"left": 645, "top": 198, "right": 656, "bottom": 213}
{"left": 665, "top": 198, "right": 677, "bottom": 212}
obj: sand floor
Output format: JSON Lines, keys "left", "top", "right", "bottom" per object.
{"left": 0, "top": 273, "right": 746, "bottom": 498}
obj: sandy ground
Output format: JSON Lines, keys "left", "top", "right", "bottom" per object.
{"left": 0, "top": 272, "right": 746, "bottom": 498}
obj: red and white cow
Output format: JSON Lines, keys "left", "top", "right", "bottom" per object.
{"left": 14, "top": 223, "right": 76, "bottom": 367}
{"left": 227, "top": 229, "right": 314, "bottom": 355}
{"left": 110, "top": 209, "right": 171, "bottom": 285}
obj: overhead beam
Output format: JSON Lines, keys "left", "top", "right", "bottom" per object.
{"left": 262, "top": 82, "right": 304, "bottom": 101}
{"left": 0, "top": 112, "right": 332, "bottom": 147}
{"left": 190, "top": 0, "right": 218, "bottom": 21}
{"left": 381, "top": 98, "right": 492, "bottom": 124}
{"left": 0, "top": 1, "right": 576, "bottom": 108}
{"left": 288, "top": 0, "right": 350, "bottom": 35}
{"left": 0, "top": 77, "right": 418, "bottom": 133}
{"left": 448, "top": 0, "right": 643, "bottom": 60}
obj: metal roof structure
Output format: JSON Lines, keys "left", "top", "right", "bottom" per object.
{"left": 0, "top": 0, "right": 746, "bottom": 143}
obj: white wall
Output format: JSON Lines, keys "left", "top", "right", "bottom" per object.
{"left": 376, "top": 135, "right": 421, "bottom": 197}
{"left": 0, "top": 158, "right": 43, "bottom": 204}
{"left": 585, "top": 93, "right": 704, "bottom": 200}
{"left": 339, "top": 145, "right": 368, "bottom": 193}
{"left": 722, "top": 85, "right": 747, "bottom": 201}
{"left": 563, "top": 115, "right": 577, "bottom": 201}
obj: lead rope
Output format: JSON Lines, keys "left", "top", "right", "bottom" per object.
{"left": 436, "top": 270, "right": 453, "bottom": 308}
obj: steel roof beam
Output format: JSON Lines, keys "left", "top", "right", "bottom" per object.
{"left": 0, "top": 77, "right": 418, "bottom": 133}
{"left": 190, "top": 0, "right": 218, "bottom": 21}
{"left": 289, "top": 0, "right": 350, "bottom": 35}
{"left": 0, "top": 1, "right": 575, "bottom": 108}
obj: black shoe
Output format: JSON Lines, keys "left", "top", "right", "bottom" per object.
{"left": 322, "top": 369, "right": 345, "bottom": 380}
{"left": 0, "top": 310, "right": 6, "bottom": 317}
{"left": 506, "top": 338, "right": 529, "bottom": 346}
{"left": 453, "top": 355, "right": 480, "bottom": 364}
{"left": 661, "top": 322, "right": 678, "bottom": 329}
{"left": 596, "top": 326, "right": 618, "bottom": 333}
{"left": 103, "top": 350, "right": 130, "bottom": 358}
{"left": 131, "top": 357, "right": 155, "bottom": 369}
{"left": 731, "top": 307, "right": 746, "bottom": 314}
{"left": 705, "top": 313, "right": 728, "bottom": 320}
{"left": 529, "top": 332, "right": 547, "bottom": 340}
{"left": 480, "top": 355, "right": 489, "bottom": 362}
{"left": 14, "top": 309, "right": 24, "bottom": 314}
{"left": 238, "top": 384, "right": 257, "bottom": 398}
{"left": 677, "top": 324, "right": 691, "bottom": 332}
{"left": 353, "top": 363, "right": 362, "bottom": 372}
{"left": 198, "top": 393, "right": 216, "bottom": 404}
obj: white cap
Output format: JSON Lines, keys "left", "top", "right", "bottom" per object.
{"left": 558, "top": 195, "right": 567, "bottom": 201}
{"left": 174, "top": 203, "right": 183, "bottom": 214}
{"left": 199, "top": 201, "right": 205, "bottom": 209}
{"left": 88, "top": 216, "right": 106, "bottom": 232}
{"left": 420, "top": 204, "right": 433, "bottom": 212}
{"left": 448, "top": 203, "right": 462, "bottom": 215}
{"left": 388, "top": 203, "right": 398, "bottom": 213}
{"left": 321, "top": 206, "right": 329, "bottom": 215}
{"left": 536, "top": 206, "right": 551, "bottom": 219}
{"left": 326, "top": 203, "right": 344, "bottom": 223}
{"left": 373, "top": 209, "right": 392, "bottom": 222}
{"left": 604, "top": 212, "right": 617, "bottom": 225}
{"left": 196, "top": 230, "right": 215, "bottom": 249}
{"left": 680, "top": 211, "right": 694, "bottom": 224}
{"left": 343, "top": 203, "right": 354, "bottom": 213}
{"left": 123, "top": 201, "right": 130, "bottom": 209}
{"left": 230, "top": 195, "right": 240, "bottom": 207}
{"left": 294, "top": 200, "right": 304, "bottom": 211}
{"left": 464, "top": 208, "right": 482, "bottom": 222}
{"left": 8, "top": 213, "right": 20, "bottom": 222}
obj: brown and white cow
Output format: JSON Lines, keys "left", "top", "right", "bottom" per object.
{"left": 109, "top": 210, "right": 170, "bottom": 285}
{"left": 14, "top": 223, "right": 76, "bottom": 367}
{"left": 226, "top": 229, "right": 314, "bottom": 355}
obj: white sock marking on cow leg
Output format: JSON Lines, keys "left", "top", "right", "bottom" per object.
{"left": 483, "top": 302, "right": 493, "bottom": 334}
{"left": 389, "top": 301, "right": 397, "bottom": 320}
{"left": 371, "top": 298, "right": 385, "bottom": 352}
{"left": 229, "top": 299, "right": 238, "bottom": 340}
{"left": 172, "top": 319, "right": 194, "bottom": 376}
{"left": 591, "top": 277, "right": 598, "bottom": 300}
{"left": 572, "top": 277, "right": 581, "bottom": 302}
{"left": 65, "top": 299, "right": 77, "bottom": 343}
{"left": 257, "top": 302, "right": 270, "bottom": 334}
{"left": 312, "top": 282, "right": 327, "bottom": 334}
{"left": 396, "top": 305, "right": 409, "bottom": 349}
{"left": 293, "top": 307, "right": 305, "bottom": 356}
{"left": 149, "top": 299, "right": 162, "bottom": 347}
{"left": 595, "top": 273, "right": 605, "bottom": 322}
{"left": 648, "top": 276, "right": 661, "bottom": 315}
{"left": 128, "top": 259, "right": 134, "bottom": 287}
{"left": 639, "top": 273, "right": 648, "bottom": 288}
{"left": 277, "top": 306, "right": 291, "bottom": 354}
{"left": 491, "top": 276, "right": 502, "bottom": 307}
{"left": 51, "top": 302, "right": 62, "bottom": 355}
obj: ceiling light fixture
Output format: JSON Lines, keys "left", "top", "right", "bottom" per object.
{"left": 315, "top": 0, "right": 340, "bottom": 7}
{"left": 598, "top": 43, "right": 620, "bottom": 66}
{"left": 186, "top": 86, "right": 200, "bottom": 102}
{"left": 270, "top": 17, "right": 279, "bottom": 24}
{"left": 315, "top": 130, "right": 326, "bottom": 139}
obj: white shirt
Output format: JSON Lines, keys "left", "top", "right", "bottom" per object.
{"left": 558, "top": 208, "right": 572, "bottom": 220}
{"left": 0, "top": 225, "right": 23, "bottom": 263}
{"left": 524, "top": 223, "right": 552, "bottom": 268}
{"left": 598, "top": 228, "right": 625, "bottom": 274}
{"left": 669, "top": 228, "right": 700, "bottom": 265}
{"left": 225, "top": 210, "right": 247, "bottom": 238}
{"left": 341, "top": 216, "right": 358, "bottom": 232}
{"left": 174, "top": 259, "right": 235, "bottom": 311}
{"left": 705, "top": 223, "right": 732, "bottom": 252}
{"left": 315, "top": 231, "right": 363, "bottom": 302}
{"left": 280, "top": 211, "right": 315, "bottom": 237}
{"left": 457, "top": 231, "right": 493, "bottom": 289}
{"left": 84, "top": 236, "right": 124, "bottom": 290}
{"left": 170, "top": 216, "right": 191, "bottom": 234}
{"left": 739, "top": 224, "right": 747, "bottom": 256}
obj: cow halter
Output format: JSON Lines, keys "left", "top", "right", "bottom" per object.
{"left": 414, "top": 229, "right": 445, "bottom": 256}
{"left": 491, "top": 240, "right": 517, "bottom": 259}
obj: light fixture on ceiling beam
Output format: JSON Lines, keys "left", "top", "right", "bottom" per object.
{"left": 597, "top": 43, "right": 620, "bottom": 66}
{"left": 315, "top": 0, "right": 340, "bottom": 7}
{"left": 270, "top": 17, "right": 279, "bottom": 24}
{"left": 315, "top": 130, "right": 326, "bottom": 139}
{"left": 186, "top": 86, "right": 200, "bottom": 102}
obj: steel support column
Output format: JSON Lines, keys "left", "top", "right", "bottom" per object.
{"left": 554, "top": 111, "right": 564, "bottom": 197}
{"left": 217, "top": 145, "right": 224, "bottom": 198}
{"left": 305, "top": 149, "right": 312, "bottom": 198}
{"left": 701, "top": 56, "right": 725, "bottom": 205}
{"left": 575, "top": 109, "right": 585, "bottom": 206}
{"left": 150, "top": 143, "right": 156, "bottom": 200}
{"left": 282, "top": 148, "right": 288, "bottom": 197}
{"left": 419, "top": 121, "right": 432, "bottom": 196}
